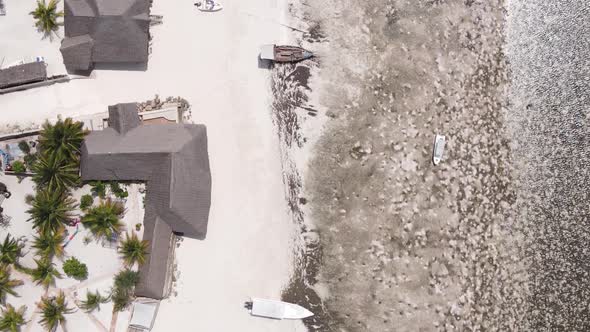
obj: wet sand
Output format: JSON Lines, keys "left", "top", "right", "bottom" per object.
{"left": 276, "top": 0, "right": 528, "bottom": 331}
{"left": 273, "top": 0, "right": 590, "bottom": 330}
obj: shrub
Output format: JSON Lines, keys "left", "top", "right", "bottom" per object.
{"left": 10, "top": 161, "right": 25, "bottom": 174}
{"left": 135, "top": 223, "right": 142, "bottom": 231}
{"left": 62, "top": 257, "right": 88, "bottom": 280}
{"left": 109, "top": 182, "right": 128, "bottom": 199}
{"left": 23, "top": 153, "right": 37, "bottom": 169}
{"left": 18, "top": 141, "right": 30, "bottom": 154}
{"left": 114, "top": 269, "right": 139, "bottom": 291}
{"left": 80, "top": 194, "right": 93, "bottom": 210}
{"left": 90, "top": 181, "right": 106, "bottom": 199}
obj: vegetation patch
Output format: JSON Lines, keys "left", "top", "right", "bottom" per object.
{"left": 79, "top": 194, "right": 93, "bottom": 210}
{"left": 112, "top": 269, "right": 140, "bottom": 312}
{"left": 79, "top": 290, "right": 109, "bottom": 313}
{"left": 62, "top": 257, "right": 88, "bottom": 280}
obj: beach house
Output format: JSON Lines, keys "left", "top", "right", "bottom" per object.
{"left": 80, "top": 103, "right": 212, "bottom": 299}
{"left": 60, "top": 0, "right": 151, "bottom": 72}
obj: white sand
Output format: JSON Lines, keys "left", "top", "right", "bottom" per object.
{"left": 0, "top": 175, "right": 135, "bottom": 332}
{"left": 0, "top": 0, "right": 306, "bottom": 331}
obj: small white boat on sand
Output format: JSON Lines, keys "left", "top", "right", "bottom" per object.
{"left": 433, "top": 134, "right": 446, "bottom": 165}
{"left": 195, "top": 0, "right": 223, "bottom": 12}
{"left": 245, "top": 298, "right": 313, "bottom": 320}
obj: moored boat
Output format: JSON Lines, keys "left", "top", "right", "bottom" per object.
{"left": 260, "top": 44, "right": 313, "bottom": 63}
{"left": 433, "top": 134, "right": 446, "bottom": 165}
{"left": 245, "top": 298, "right": 314, "bottom": 320}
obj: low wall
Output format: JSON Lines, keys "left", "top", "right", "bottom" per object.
{"left": 0, "top": 75, "right": 70, "bottom": 95}
{"left": 0, "top": 129, "right": 40, "bottom": 142}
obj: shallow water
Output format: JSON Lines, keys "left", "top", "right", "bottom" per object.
{"left": 506, "top": 0, "right": 590, "bottom": 329}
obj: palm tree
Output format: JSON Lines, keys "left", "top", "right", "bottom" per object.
{"left": 29, "top": 0, "right": 64, "bottom": 40}
{"left": 0, "top": 267, "right": 23, "bottom": 304}
{"left": 31, "top": 259, "right": 61, "bottom": 290}
{"left": 110, "top": 287, "right": 132, "bottom": 312}
{"left": 113, "top": 269, "right": 139, "bottom": 291}
{"left": 111, "top": 269, "right": 139, "bottom": 312}
{"left": 31, "top": 230, "right": 65, "bottom": 261}
{"left": 37, "top": 118, "right": 86, "bottom": 162}
{"left": 27, "top": 189, "right": 75, "bottom": 235}
{"left": 118, "top": 232, "right": 148, "bottom": 267}
{"left": 78, "top": 290, "right": 108, "bottom": 313}
{"left": 37, "top": 291, "right": 73, "bottom": 332}
{"left": 81, "top": 199, "right": 124, "bottom": 241}
{"left": 0, "top": 304, "right": 26, "bottom": 332}
{"left": 0, "top": 235, "right": 21, "bottom": 268}
{"left": 31, "top": 154, "right": 80, "bottom": 193}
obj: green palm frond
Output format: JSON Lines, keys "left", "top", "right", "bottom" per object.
{"left": 32, "top": 153, "right": 80, "bottom": 193}
{"left": 0, "top": 267, "right": 23, "bottom": 304}
{"left": 38, "top": 291, "right": 73, "bottom": 331}
{"left": 0, "top": 235, "right": 21, "bottom": 267}
{"left": 32, "top": 230, "right": 65, "bottom": 261}
{"left": 81, "top": 199, "right": 124, "bottom": 241}
{"left": 0, "top": 303, "right": 27, "bottom": 332}
{"left": 31, "top": 259, "right": 61, "bottom": 290}
{"left": 79, "top": 290, "right": 109, "bottom": 313}
{"left": 37, "top": 117, "right": 86, "bottom": 162}
{"left": 26, "top": 189, "right": 75, "bottom": 235}
{"left": 118, "top": 232, "right": 149, "bottom": 267}
{"left": 29, "top": 0, "right": 64, "bottom": 39}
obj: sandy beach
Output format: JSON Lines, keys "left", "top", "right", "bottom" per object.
{"left": 0, "top": 0, "right": 307, "bottom": 331}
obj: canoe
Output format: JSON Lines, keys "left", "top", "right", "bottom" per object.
{"left": 260, "top": 44, "right": 313, "bottom": 63}
{"left": 433, "top": 134, "right": 446, "bottom": 165}
{"left": 246, "top": 298, "right": 313, "bottom": 320}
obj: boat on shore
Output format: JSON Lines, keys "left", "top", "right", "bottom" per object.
{"left": 433, "top": 134, "right": 446, "bottom": 165}
{"left": 245, "top": 298, "right": 313, "bottom": 320}
{"left": 195, "top": 1, "right": 223, "bottom": 12}
{"left": 259, "top": 44, "right": 313, "bottom": 63}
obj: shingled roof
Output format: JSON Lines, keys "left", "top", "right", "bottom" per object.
{"left": 80, "top": 103, "right": 212, "bottom": 299}
{"left": 60, "top": 0, "right": 150, "bottom": 71}
{"left": 0, "top": 62, "right": 47, "bottom": 89}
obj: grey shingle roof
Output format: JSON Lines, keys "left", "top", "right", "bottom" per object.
{"left": 80, "top": 103, "right": 212, "bottom": 299}
{"left": 0, "top": 62, "right": 47, "bottom": 89}
{"left": 60, "top": 0, "right": 150, "bottom": 71}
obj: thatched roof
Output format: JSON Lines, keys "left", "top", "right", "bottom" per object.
{"left": 60, "top": 0, "right": 150, "bottom": 71}
{"left": 0, "top": 63, "right": 47, "bottom": 89}
{"left": 80, "top": 103, "right": 212, "bottom": 299}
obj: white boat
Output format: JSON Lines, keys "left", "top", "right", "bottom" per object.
{"left": 433, "top": 134, "right": 446, "bottom": 165}
{"left": 245, "top": 298, "right": 313, "bottom": 320}
{"left": 196, "top": 1, "right": 223, "bottom": 12}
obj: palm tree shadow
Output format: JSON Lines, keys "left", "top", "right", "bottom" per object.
{"left": 38, "top": 22, "right": 63, "bottom": 42}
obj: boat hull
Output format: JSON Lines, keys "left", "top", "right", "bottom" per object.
{"left": 248, "top": 298, "right": 313, "bottom": 320}
{"left": 433, "top": 134, "right": 446, "bottom": 165}
{"left": 198, "top": 2, "right": 223, "bottom": 11}
{"left": 260, "top": 45, "right": 313, "bottom": 63}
